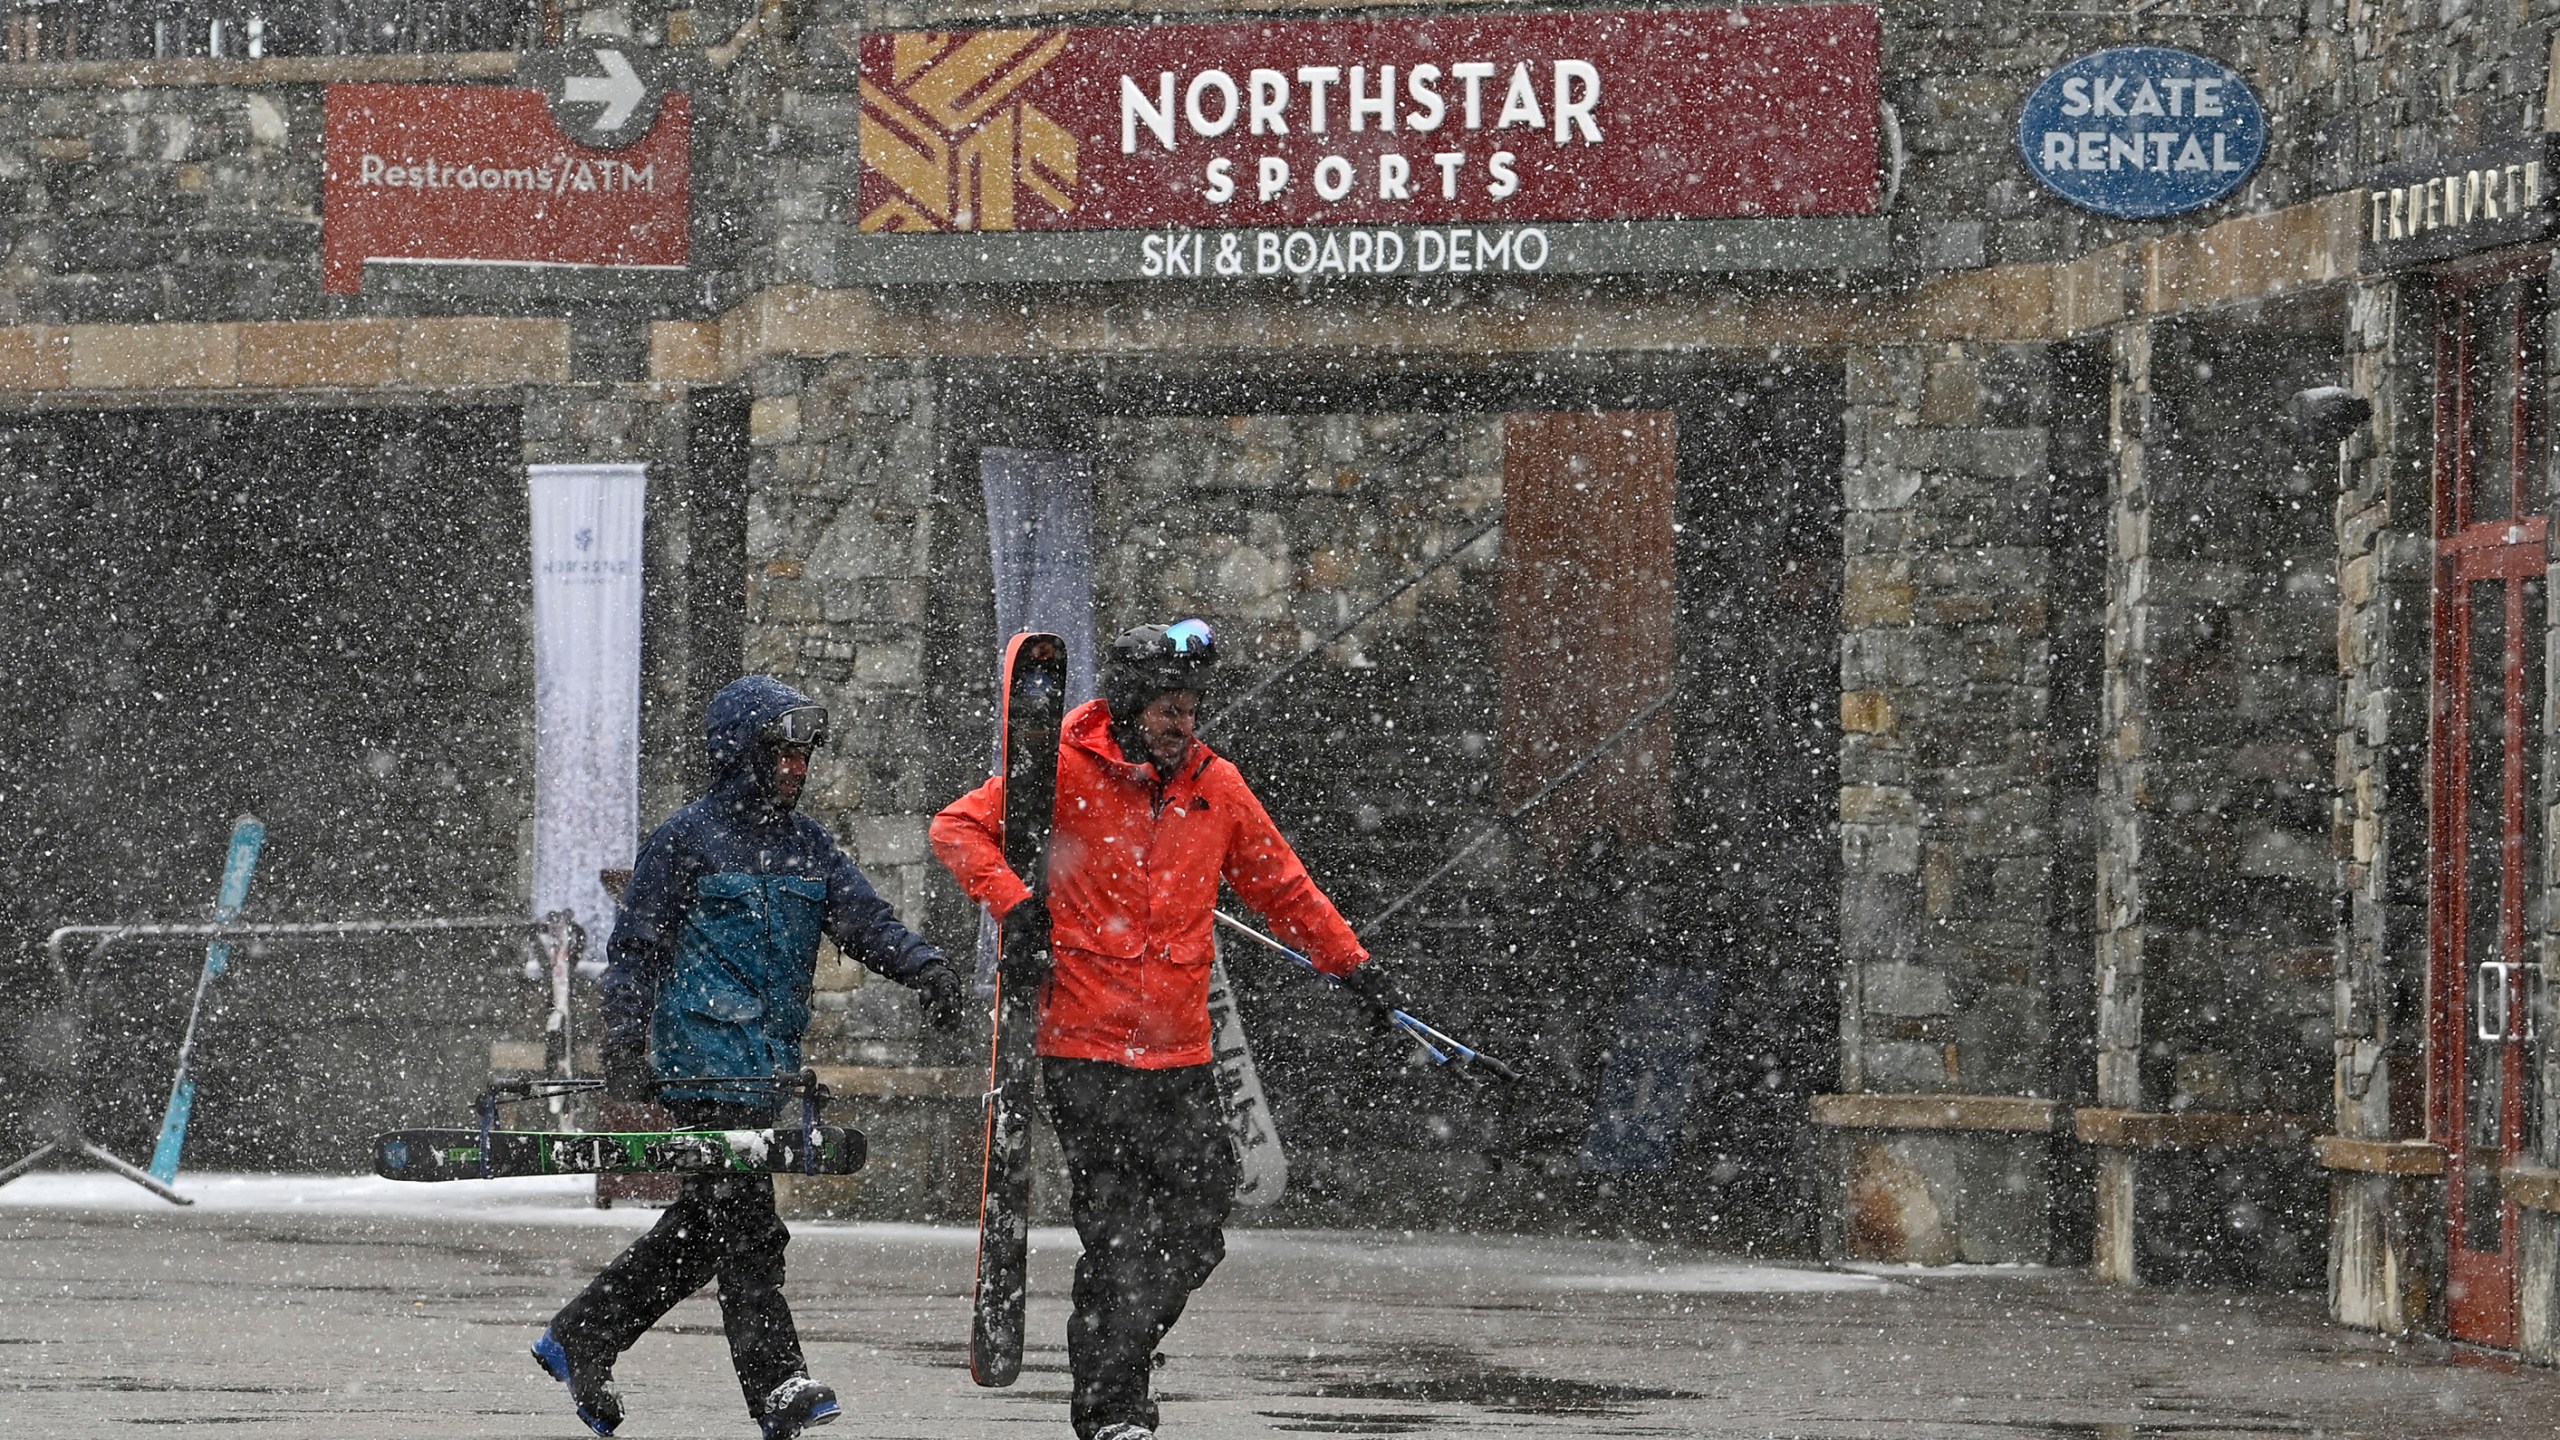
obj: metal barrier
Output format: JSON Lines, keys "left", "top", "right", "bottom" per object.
{"left": 0, "top": 915, "right": 535, "bottom": 1205}
{"left": 0, "top": 1, "right": 544, "bottom": 62}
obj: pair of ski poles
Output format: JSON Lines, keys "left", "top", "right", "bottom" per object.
{"left": 1211, "top": 910, "right": 1521, "bottom": 1084}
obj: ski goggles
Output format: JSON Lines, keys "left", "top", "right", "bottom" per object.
{"left": 762, "top": 705, "right": 830, "bottom": 748}
{"left": 1162, "top": 618, "right": 1214, "bottom": 654}
{"left": 1117, "top": 618, "right": 1217, "bottom": 665}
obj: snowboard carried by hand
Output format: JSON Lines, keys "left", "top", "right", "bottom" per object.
{"left": 372, "top": 1124, "right": 866, "bottom": 1181}
{"left": 1206, "top": 940, "right": 1287, "bottom": 1206}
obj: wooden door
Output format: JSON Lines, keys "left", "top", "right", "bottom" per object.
{"left": 2428, "top": 269, "right": 2549, "bottom": 1349}
{"left": 1499, "top": 412, "right": 1678, "bottom": 852}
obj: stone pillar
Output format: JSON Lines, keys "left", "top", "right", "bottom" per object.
{"left": 2091, "top": 321, "right": 2151, "bottom": 1284}
{"left": 739, "top": 354, "right": 986, "bottom": 1219}
{"left": 1824, "top": 341, "right": 2061, "bottom": 1265}
{"left": 741, "top": 355, "right": 947, "bottom": 1036}
{"left": 2323, "top": 277, "right": 2445, "bottom": 1334}
{"left": 2517, "top": 259, "right": 2560, "bottom": 1361}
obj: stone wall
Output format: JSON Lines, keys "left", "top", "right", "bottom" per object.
{"left": 0, "top": 0, "right": 2493, "bottom": 330}
{"left": 1831, "top": 339, "right": 2064, "bottom": 1264}
{"left": 2092, "top": 320, "right": 2154, "bottom": 1279}
{"left": 2, "top": 81, "right": 315, "bottom": 323}
{"left": 2326, "top": 273, "right": 2452, "bottom": 1333}
{"left": 2114, "top": 316, "right": 2342, "bottom": 1288}
{"left": 0, "top": 0, "right": 2445, "bottom": 338}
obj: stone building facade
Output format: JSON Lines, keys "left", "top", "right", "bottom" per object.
{"left": 9, "top": 0, "right": 2560, "bottom": 1358}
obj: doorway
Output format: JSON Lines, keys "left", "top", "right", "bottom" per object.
{"left": 2427, "top": 265, "right": 2549, "bottom": 1348}
{"left": 926, "top": 357, "right": 1843, "bottom": 1241}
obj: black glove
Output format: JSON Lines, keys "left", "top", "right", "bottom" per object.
{"left": 604, "top": 1040, "right": 654, "bottom": 1104}
{"left": 912, "top": 959, "right": 970, "bottom": 1033}
{"left": 1342, "top": 961, "right": 1412, "bottom": 1028}
{"left": 998, "top": 895, "right": 1053, "bottom": 983}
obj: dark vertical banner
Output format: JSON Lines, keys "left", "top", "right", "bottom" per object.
{"left": 975, "top": 447, "right": 1099, "bottom": 989}
{"left": 980, "top": 447, "right": 1099, "bottom": 702}
{"left": 1584, "top": 963, "right": 1722, "bottom": 1172}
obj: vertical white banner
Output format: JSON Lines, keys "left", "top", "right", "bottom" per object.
{"left": 528, "top": 463, "right": 647, "bottom": 950}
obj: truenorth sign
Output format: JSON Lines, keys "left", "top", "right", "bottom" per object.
{"left": 2361, "top": 135, "right": 2559, "bottom": 271}
{"left": 848, "top": 6, "right": 1885, "bottom": 283}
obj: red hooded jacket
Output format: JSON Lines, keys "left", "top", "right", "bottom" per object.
{"left": 930, "top": 698, "right": 1369, "bottom": 1068}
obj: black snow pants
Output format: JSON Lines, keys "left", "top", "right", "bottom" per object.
{"left": 1043, "top": 1056, "right": 1239, "bottom": 1440}
{"left": 547, "top": 1102, "right": 805, "bottom": 1415}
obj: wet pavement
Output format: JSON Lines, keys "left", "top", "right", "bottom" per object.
{"left": 2, "top": 1172, "right": 2554, "bottom": 1439}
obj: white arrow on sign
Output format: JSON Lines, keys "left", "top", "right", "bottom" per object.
{"left": 563, "top": 48, "right": 644, "bottom": 133}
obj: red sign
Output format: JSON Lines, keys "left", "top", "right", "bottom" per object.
{"left": 858, "top": 6, "right": 1878, "bottom": 234}
{"left": 322, "top": 84, "right": 690, "bottom": 295}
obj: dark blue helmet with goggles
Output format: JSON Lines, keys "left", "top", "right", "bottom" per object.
{"left": 1103, "top": 618, "right": 1217, "bottom": 720}
{"left": 704, "top": 676, "right": 830, "bottom": 779}
{"left": 762, "top": 705, "right": 829, "bottom": 748}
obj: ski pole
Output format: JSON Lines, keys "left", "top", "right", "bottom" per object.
{"left": 1210, "top": 911, "right": 1521, "bottom": 1082}
{"left": 1202, "top": 509, "right": 1502, "bottom": 739}
{"left": 1360, "top": 684, "right": 1680, "bottom": 936}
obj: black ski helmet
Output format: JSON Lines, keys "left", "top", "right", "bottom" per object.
{"left": 1102, "top": 618, "right": 1217, "bottom": 720}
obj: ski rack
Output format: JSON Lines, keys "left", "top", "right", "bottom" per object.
{"left": 2, "top": 916, "right": 538, "bottom": 1206}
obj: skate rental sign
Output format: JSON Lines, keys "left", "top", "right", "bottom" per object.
{"left": 845, "top": 5, "right": 1887, "bottom": 283}
{"left": 2014, "top": 47, "right": 2266, "bottom": 218}
{"left": 321, "top": 84, "right": 691, "bottom": 294}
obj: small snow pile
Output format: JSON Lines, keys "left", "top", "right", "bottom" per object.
{"left": 1541, "top": 1262, "right": 1892, "bottom": 1295}
{"left": 0, "top": 1171, "right": 651, "bottom": 1227}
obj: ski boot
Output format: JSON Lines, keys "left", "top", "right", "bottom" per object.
{"left": 531, "top": 1327, "right": 624, "bottom": 1437}
{"left": 758, "top": 1374, "right": 841, "bottom": 1439}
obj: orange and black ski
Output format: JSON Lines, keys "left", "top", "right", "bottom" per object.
{"left": 969, "top": 632, "right": 1066, "bottom": 1386}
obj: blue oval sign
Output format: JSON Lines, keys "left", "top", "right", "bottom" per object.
{"left": 2016, "top": 47, "right": 2266, "bottom": 218}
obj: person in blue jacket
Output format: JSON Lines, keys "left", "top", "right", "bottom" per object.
{"left": 532, "top": 675, "right": 967, "bottom": 1440}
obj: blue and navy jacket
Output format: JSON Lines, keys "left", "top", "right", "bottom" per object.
{"left": 601, "top": 675, "right": 947, "bottom": 1108}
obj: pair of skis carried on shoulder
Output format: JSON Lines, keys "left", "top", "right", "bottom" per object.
{"left": 966, "top": 634, "right": 1289, "bottom": 1386}
{"left": 964, "top": 632, "right": 1512, "bottom": 1388}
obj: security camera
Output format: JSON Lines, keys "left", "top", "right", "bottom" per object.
{"left": 2287, "top": 386, "right": 2373, "bottom": 445}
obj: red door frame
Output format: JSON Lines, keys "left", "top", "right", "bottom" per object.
{"left": 2426, "top": 262, "right": 2548, "bottom": 1350}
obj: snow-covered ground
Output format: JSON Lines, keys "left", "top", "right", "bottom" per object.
{"left": 0, "top": 1170, "right": 1892, "bottom": 1291}
{"left": 2, "top": 1171, "right": 2546, "bottom": 1439}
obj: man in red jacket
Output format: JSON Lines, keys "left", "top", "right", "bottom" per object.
{"left": 931, "top": 619, "right": 1403, "bottom": 1440}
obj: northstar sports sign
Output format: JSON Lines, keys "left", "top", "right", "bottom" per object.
{"left": 844, "top": 5, "right": 1889, "bottom": 283}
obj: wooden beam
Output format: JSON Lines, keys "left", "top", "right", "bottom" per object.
{"left": 2074, "top": 1109, "right": 2312, "bottom": 1150}
{"left": 1810, "top": 1093, "right": 2059, "bottom": 1133}
{"left": 809, "top": 1065, "right": 981, "bottom": 1101}
{"left": 2506, "top": 1164, "right": 2560, "bottom": 1212}
{"left": 2314, "top": 1136, "right": 2447, "bottom": 1176}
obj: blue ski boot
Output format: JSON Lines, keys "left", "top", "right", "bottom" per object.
{"left": 758, "top": 1375, "right": 840, "bottom": 1439}
{"left": 531, "top": 1327, "right": 624, "bottom": 1437}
